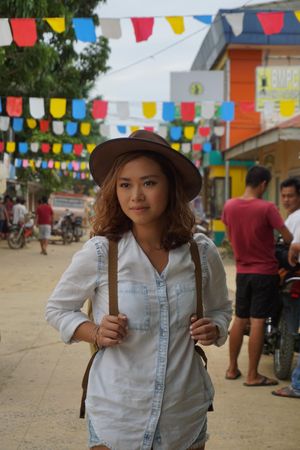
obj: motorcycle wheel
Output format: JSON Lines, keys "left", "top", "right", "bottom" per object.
{"left": 273, "top": 316, "right": 295, "bottom": 380}
{"left": 63, "top": 231, "right": 73, "bottom": 245}
{"left": 8, "top": 231, "right": 25, "bottom": 249}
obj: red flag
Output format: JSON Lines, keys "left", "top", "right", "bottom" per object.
{"left": 41, "top": 143, "right": 50, "bottom": 153}
{"left": 181, "top": 102, "right": 195, "bottom": 121}
{"left": 239, "top": 102, "right": 255, "bottom": 113}
{"left": 74, "top": 144, "right": 83, "bottom": 156}
{"left": 0, "top": 142, "right": 4, "bottom": 153}
{"left": 257, "top": 12, "right": 284, "bottom": 35}
{"left": 192, "top": 143, "right": 202, "bottom": 152}
{"left": 40, "top": 120, "right": 50, "bottom": 132}
{"left": 198, "top": 127, "right": 210, "bottom": 137}
{"left": 144, "top": 126, "right": 154, "bottom": 132}
{"left": 92, "top": 100, "right": 108, "bottom": 119}
{"left": 10, "top": 18, "right": 38, "bottom": 46}
{"left": 6, "top": 97, "right": 22, "bottom": 117}
{"left": 131, "top": 18, "right": 154, "bottom": 42}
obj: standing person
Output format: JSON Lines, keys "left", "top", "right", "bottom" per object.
{"left": 46, "top": 130, "right": 232, "bottom": 450}
{"left": 12, "top": 197, "right": 27, "bottom": 225}
{"left": 0, "top": 195, "right": 9, "bottom": 239}
{"left": 280, "top": 176, "right": 300, "bottom": 234}
{"left": 222, "top": 165, "right": 292, "bottom": 387}
{"left": 36, "top": 196, "right": 53, "bottom": 255}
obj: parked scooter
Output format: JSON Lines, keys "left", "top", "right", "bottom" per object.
{"left": 51, "top": 210, "right": 74, "bottom": 245}
{"left": 263, "top": 272, "right": 300, "bottom": 379}
{"left": 7, "top": 213, "right": 35, "bottom": 249}
{"left": 72, "top": 215, "right": 83, "bottom": 242}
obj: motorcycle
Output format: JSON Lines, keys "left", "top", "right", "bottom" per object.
{"left": 51, "top": 211, "right": 74, "bottom": 245}
{"left": 72, "top": 215, "right": 83, "bottom": 242}
{"left": 7, "top": 213, "right": 36, "bottom": 249}
{"left": 263, "top": 271, "right": 300, "bottom": 379}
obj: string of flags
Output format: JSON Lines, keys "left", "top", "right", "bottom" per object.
{"left": 0, "top": 141, "right": 96, "bottom": 155}
{"left": 0, "top": 11, "right": 299, "bottom": 47}
{"left": 13, "top": 157, "right": 92, "bottom": 179}
{"left": 0, "top": 97, "right": 235, "bottom": 122}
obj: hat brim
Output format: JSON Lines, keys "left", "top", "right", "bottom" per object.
{"left": 89, "top": 137, "right": 202, "bottom": 201}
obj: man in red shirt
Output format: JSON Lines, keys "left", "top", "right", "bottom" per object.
{"left": 222, "top": 166, "right": 292, "bottom": 386}
{"left": 36, "top": 196, "right": 53, "bottom": 255}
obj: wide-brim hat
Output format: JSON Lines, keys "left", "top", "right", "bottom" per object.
{"left": 89, "top": 130, "right": 202, "bottom": 201}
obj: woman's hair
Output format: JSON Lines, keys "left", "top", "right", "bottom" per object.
{"left": 91, "top": 151, "right": 195, "bottom": 249}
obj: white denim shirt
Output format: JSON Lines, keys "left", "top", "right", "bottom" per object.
{"left": 46, "top": 232, "right": 231, "bottom": 450}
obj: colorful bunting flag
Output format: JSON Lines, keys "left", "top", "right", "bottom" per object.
{"left": 170, "top": 126, "right": 182, "bottom": 141}
{"left": 6, "top": 97, "right": 23, "bottom": 117}
{"left": 116, "top": 102, "right": 129, "bottom": 120}
{"left": 50, "top": 98, "right": 66, "bottom": 118}
{"left": 131, "top": 18, "right": 154, "bottom": 42}
{"left": 63, "top": 143, "right": 72, "bottom": 154}
{"left": 201, "top": 101, "right": 215, "bottom": 119}
{"left": 0, "top": 19, "right": 13, "bottom": 46}
{"left": 30, "top": 143, "right": 39, "bottom": 153}
{"left": 256, "top": 12, "right": 284, "bottom": 35}
{"left": 223, "top": 13, "right": 245, "bottom": 37}
{"left": 52, "top": 121, "right": 64, "bottom": 135}
{"left": 184, "top": 126, "right": 195, "bottom": 140}
{"left": 39, "top": 120, "right": 49, "bottom": 132}
{"left": 117, "top": 125, "right": 127, "bottom": 134}
{"left": 72, "top": 18, "right": 96, "bottom": 43}
{"left": 10, "top": 19, "right": 37, "bottom": 47}
{"left": 142, "top": 102, "right": 157, "bottom": 119}
{"left": 74, "top": 143, "right": 83, "bottom": 156}
{"left": 198, "top": 127, "right": 210, "bottom": 137}
{"left": 203, "top": 142, "right": 212, "bottom": 153}
{"left": 12, "top": 117, "right": 24, "bottom": 132}
{"left": 87, "top": 143, "right": 96, "bottom": 154}
{"left": 29, "top": 97, "right": 45, "bottom": 119}
{"left": 193, "top": 15, "right": 213, "bottom": 25}
{"left": 41, "top": 143, "right": 50, "bottom": 153}
{"left": 80, "top": 122, "right": 91, "bottom": 136}
{"left": 44, "top": 17, "right": 66, "bottom": 33}
{"left": 19, "top": 142, "right": 28, "bottom": 154}
{"left": 181, "top": 103, "right": 195, "bottom": 121}
{"left": 66, "top": 121, "right": 78, "bottom": 136}
{"left": 166, "top": 17, "right": 185, "bottom": 34}
{"left": 72, "top": 99, "right": 86, "bottom": 119}
{"left": 52, "top": 143, "right": 62, "bottom": 154}
{"left": 27, "top": 118, "right": 37, "bottom": 129}
{"left": 6, "top": 141, "right": 16, "bottom": 153}
{"left": 100, "top": 19, "right": 122, "bottom": 39}
{"left": 280, "top": 99, "right": 296, "bottom": 117}
{"left": 92, "top": 100, "right": 108, "bottom": 119}
{"left": 171, "top": 143, "right": 180, "bottom": 151}
{"left": 162, "top": 102, "right": 175, "bottom": 122}
{"left": 220, "top": 101, "right": 235, "bottom": 122}
{"left": 0, "top": 116, "right": 9, "bottom": 131}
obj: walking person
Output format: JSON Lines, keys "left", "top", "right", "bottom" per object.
{"left": 222, "top": 165, "right": 292, "bottom": 387}
{"left": 36, "top": 196, "right": 53, "bottom": 255}
{"left": 46, "top": 130, "right": 232, "bottom": 450}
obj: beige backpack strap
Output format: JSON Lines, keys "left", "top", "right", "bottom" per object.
{"left": 189, "top": 239, "right": 208, "bottom": 369}
{"left": 80, "top": 239, "right": 118, "bottom": 418}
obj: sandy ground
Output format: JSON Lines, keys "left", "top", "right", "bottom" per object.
{"left": 0, "top": 237, "right": 299, "bottom": 450}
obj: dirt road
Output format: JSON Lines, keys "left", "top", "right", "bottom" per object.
{"left": 0, "top": 239, "right": 299, "bottom": 450}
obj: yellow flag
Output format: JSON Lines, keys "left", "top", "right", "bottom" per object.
{"left": 80, "top": 122, "right": 91, "bottom": 136}
{"left": 52, "top": 143, "right": 62, "bottom": 154}
{"left": 80, "top": 162, "right": 86, "bottom": 170}
{"left": 166, "top": 17, "right": 185, "bottom": 34}
{"left": 184, "top": 126, "right": 195, "bottom": 140}
{"left": 171, "top": 143, "right": 180, "bottom": 151}
{"left": 29, "top": 160, "right": 35, "bottom": 168}
{"left": 44, "top": 18, "right": 66, "bottom": 33}
{"left": 27, "top": 118, "right": 37, "bottom": 129}
{"left": 295, "top": 11, "right": 300, "bottom": 22}
{"left": 50, "top": 98, "right": 67, "bottom": 118}
{"left": 280, "top": 99, "right": 295, "bottom": 117}
{"left": 130, "top": 126, "right": 139, "bottom": 133}
{"left": 142, "top": 102, "right": 157, "bottom": 118}
{"left": 87, "top": 143, "right": 96, "bottom": 154}
{"left": 54, "top": 161, "right": 61, "bottom": 169}
{"left": 6, "top": 142, "right": 15, "bottom": 153}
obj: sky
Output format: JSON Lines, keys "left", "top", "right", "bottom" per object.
{"left": 90, "top": 0, "right": 279, "bottom": 130}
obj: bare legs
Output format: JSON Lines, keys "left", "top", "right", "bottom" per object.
{"left": 39, "top": 238, "right": 48, "bottom": 255}
{"left": 226, "top": 316, "right": 276, "bottom": 384}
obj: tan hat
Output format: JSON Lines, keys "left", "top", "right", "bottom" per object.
{"left": 89, "top": 130, "right": 202, "bottom": 201}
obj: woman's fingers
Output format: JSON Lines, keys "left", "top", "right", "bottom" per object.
{"left": 190, "top": 317, "right": 218, "bottom": 346}
{"left": 98, "top": 314, "right": 128, "bottom": 346}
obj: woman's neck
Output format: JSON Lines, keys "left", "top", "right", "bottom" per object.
{"left": 132, "top": 225, "right": 163, "bottom": 250}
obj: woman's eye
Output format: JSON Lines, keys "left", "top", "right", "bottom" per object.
{"left": 144, "top": 180, "right": 156, "bottom": 187}
{"left": 119, "top": 182, "right": 129, "bottom": 188}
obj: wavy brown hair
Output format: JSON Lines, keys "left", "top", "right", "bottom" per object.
{"left": 91, "top": 151, "right": 195, "bottom": 249}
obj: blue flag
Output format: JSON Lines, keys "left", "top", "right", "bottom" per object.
{"left": 72, "top": 99, "right": 86, "bottom": 119}
{"left": 66, "top": 121, "right": 78, "bottom": 136}
{"left": 162, "top": 102, "right": 175, "bottom": 122}
{"left": 72, "top": 18, "right": 96, "bottom": 42}
{"left": 170, "top": 126, "right": 182, "bottom": 141}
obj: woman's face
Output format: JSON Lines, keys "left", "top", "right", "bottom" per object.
{"left": 116, "top": 156, "right": 169, "bottom": 229}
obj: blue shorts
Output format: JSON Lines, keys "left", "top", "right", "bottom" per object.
{"left": 87, "top": 415, "right": 208, "bottom": 449}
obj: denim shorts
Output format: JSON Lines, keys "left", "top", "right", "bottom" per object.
{"left": 87, "top": 415, "right": 208, "bottom": 449}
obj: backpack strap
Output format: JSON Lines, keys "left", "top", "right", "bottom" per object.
{"left": 80, "top": 239, "right": 118, "bottom": 418}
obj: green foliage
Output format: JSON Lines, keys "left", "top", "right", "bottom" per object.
{"left": 0, "top": 0, "right": 109, "bottom": 193}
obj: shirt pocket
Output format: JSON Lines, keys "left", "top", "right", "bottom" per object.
{"left": 118, "top": 281, "right": 150, "bottom": 331}
{"left": 175, "top": 283, "right": 196, "bottom": 329}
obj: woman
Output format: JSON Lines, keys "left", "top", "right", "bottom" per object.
{"left": 46, "top": 130, "right": 232, "bottom": 450}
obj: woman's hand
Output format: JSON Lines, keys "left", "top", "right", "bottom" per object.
{"left": 97, "top": 313, "right": 128, "bottom": 348}
{"left": 189, "top": 315, "right": 220, "bottom": 346}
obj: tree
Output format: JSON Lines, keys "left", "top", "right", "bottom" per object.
{"left": 0, "top": 0, "right": 110, "bottom": 195}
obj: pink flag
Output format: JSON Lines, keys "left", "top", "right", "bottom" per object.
{"left": 130, "top": 18, "right": 154, "bottom": 42}
{"left": 181, "top": 103, "right": 195, "bottom": 121}
{"left": 0, "top": 142, "right": 4, "bottom": 153}
{"left": 92, "top": 100, "right": 108, "bottom": 119}
{"left": 257, "top": 12, "right": 284, "bottom": 35}
{"left": 10, "top": 18, "right": 37, "bottom": 46}
{"left": 6, "top": 97, "right": 22, "bottom": 117}
{"left": 144, "top": 126, "right": 154, "bottom": 132}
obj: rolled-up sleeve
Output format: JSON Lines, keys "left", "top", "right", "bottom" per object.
{"left": 195, "top": 234, "right": 232, "bottom": 347}
{"left": 45, "top": 238, "right": 106, "bottom": 344}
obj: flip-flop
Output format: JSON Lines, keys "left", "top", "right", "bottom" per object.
{"left": 272, "top": 386, "right": 300, "bottom": 398}
{"left": 225, "top": 369, "right": 242, "bottom": 380}
{"left": 243, "top": 376, "right": 278, "bottom": 387}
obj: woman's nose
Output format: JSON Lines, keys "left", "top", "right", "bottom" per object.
{"left": 131, "top": 187, "right": 145, "bottom": 201}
